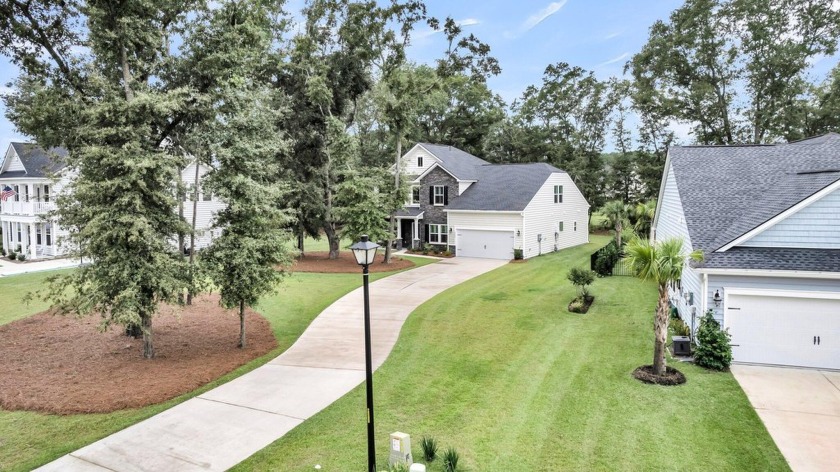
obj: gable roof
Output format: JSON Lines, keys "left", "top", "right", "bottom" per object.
{"left": 0, "top": 142, "right": 68, "bottom": 178}
{"left": 417, "top": 143, "right": 489, "bottom": 180}
{"left": 667, "top": 133, "right": 840, "bottom": 271}
{"left": 447, "top": 163, "right": 564, "bottom": 212}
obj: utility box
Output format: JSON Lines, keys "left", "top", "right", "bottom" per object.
{"left": 409, "top": 464, "right": 426, "bottom": 472}
{"left": 673, "top": 336, "right": 691, "bottom": 356}
{"left": 389, "top": 432, "right": 412, "bottom": 466}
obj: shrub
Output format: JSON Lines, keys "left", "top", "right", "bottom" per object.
{"left": 593, "top": 240, "right": 619, "bottom": 276}
{"left": 17, "top": 253, "right": 26, "bottom": 261}
{"left": 694, "top": 309, "right": 732, "bottom": 371}
{"left": 0, "top": 248, "right": 4, "bottom": 256}
{"left": 422, "top": 243, "right": 432, "bottom": 255}
{"left": 568, "top": 299, "right": 584, "bottom": 313}
{"left": 442, "top": 250, "right": 452, "bottom": 257}
{"left": 421, "top": 435, "right": 438, "bottom": 462}
{"left": 8, "top": 252, "right": 16, "bottom": 260}
{"left": 567, "top": 267, "right": 596, "bottom": 298}
{"left": 670, "top": 317, "right": 691, "bottom": 337}
{"left": 442, "top": 447, "right": 460, "bottom": 472}
{"left": 513, "top": 248, "right": 523, "bottom": 260}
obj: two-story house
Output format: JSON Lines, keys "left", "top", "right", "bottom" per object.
{"left": 394, "top": 143, "right": 590, "bottom": 260}
{"left": 0, "top": 142, "right": 224, "bottom": 260}
{"left": 652, "top": 133, "right": 840, "bottom": 370}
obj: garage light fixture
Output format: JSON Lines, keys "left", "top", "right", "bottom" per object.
{"left": 713, "top": 290, "right": 722, "bottom": 307}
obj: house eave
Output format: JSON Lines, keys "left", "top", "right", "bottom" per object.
{"left": 444, "top": 209, "right": 524, "bottom": 215}
{"left": 696, "top": 267, "right": 840, "bottom": 279}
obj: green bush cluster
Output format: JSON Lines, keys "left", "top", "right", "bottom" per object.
{"left": 567, "top": 267, "right": 596, "bottom": 299}
{"left": 694, "top": 310, "right": 732, "bottom": 371}
{"left": 17, "top": 254, "right": 26, "bottom": 261}
{"left": 593, "top": 240, "right": 620, "bottom": 276}
{"left": 513, "top": 248, "right": 524, "bottom": 260}
{"left": 8, "top": 252, "right": 17, "bottom": 260}
{"left": 670, "top": 317, "right": 691, "bottom": 337}
{"left": 421, "top": 435, "right": 438, "bottom": 462}
{"left": 442, "top": 447, "right": 460, "bottom": 472}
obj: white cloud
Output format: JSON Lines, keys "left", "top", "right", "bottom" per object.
{"left": 596, "top": 52, "right": 629, "bottom": 67}
{"left": 505, "top": 1, "right": 567, "bottom": 39}
{"left": 603, "top": 31, "right": 622, "bottom": 40}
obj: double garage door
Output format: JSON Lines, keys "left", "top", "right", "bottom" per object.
{"left": 456, "top": 229, "right": 514, "bottom": 260}
{"left": 726, "top": 293, "right": 840, "bottom": 370}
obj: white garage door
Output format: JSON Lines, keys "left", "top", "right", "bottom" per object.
{"left": 726, "top": 293, "right": 840, "bottom": 370}
{"left": 456, "top": 230, "right": 514, "bottom": 260}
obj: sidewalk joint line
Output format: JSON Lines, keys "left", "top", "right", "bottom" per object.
{"left": 195, "top": 397, "right": 307, "bottom": 421}
{"left": 68, "top": 454, "right": 119, "bottom": 472}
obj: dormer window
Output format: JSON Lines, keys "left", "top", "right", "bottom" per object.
{"left": 417, "top": 156, "right": 423, "bottom": 167}
{"left": 554, "top": 185, "right": 563, "bottom": 203}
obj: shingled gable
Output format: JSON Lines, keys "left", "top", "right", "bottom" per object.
{"left": 1, "top": 142, "right": 68, "bottom": 178}
{"left": 665, "top": 133, "right": 840, "bottom": 271}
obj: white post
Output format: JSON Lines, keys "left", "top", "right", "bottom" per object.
{"left": 29, "top": 222, "right": 36, "bottom": 260}
{"left": 396, "top": 218, "right": 402, "bottom": 240}
{"left": 413, "top": 219, "right": 419, "bottom": 249}
{"left": 1, "top": 221, "right": 7, "bottom": 255}
{"left": 27, "top": 183, "right": 33, "bottom": 202}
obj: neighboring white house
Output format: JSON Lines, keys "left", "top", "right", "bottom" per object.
{"left": 653, "top": 133, "right": 840, "bottom": 370}
{"left": 0, "top": 143, "right": 224, "bottom": 260}
{"left": 394, "top": 143, "right": 589, "bottom": 260}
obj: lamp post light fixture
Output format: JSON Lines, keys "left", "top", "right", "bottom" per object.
{"left": 349, "top": 235, "right": 380, "bottom": 472}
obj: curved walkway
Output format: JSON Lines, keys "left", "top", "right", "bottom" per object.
{"left": 38, "top": 257, "right": 506, "bottom": 472}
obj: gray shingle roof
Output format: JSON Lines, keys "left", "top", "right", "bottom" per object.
{"left": 395, "top": 207, "right": 423, "bottom": 218}
{"left": 447, "top": 163, "right": 563, "bottom": 211}
{"left": 1, "top": 142, "right": 68, "bottom": 178}
{"left": 419, "top": 143, "right": 490, "bottom": 180}
{"left": 696, "top": 247, "right": 840, "bottom": 272}
{"left": 669, "top": 133, "right": 840, "bottom": 272}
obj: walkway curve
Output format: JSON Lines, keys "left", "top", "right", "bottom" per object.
{"left": 37, "top": 257, "right": 507, "bottom": 472}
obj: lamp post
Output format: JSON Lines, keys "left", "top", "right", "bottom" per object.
{"left": 350, "top": 234, "right": 380, "bottom": 472}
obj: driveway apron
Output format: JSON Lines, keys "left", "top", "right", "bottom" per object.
{"left": 36, "top": 257, "right": 506, "bottom": 472}
{"left": 732, "top": 365, "right": 840, "bottom": 472}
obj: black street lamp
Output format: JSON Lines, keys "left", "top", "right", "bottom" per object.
{"left": 349, "top": 234, "right": 380, "bottom": 472}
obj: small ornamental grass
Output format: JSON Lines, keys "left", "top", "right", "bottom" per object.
{"left": 442, "top": 447, "right": 460, "bottom": 472}
{"left": 421, "top": 435, "right": 438, "bottom": 462}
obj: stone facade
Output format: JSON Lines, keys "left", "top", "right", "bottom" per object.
{"left": 417, "top": 166, "right": 458, "bottom": 245}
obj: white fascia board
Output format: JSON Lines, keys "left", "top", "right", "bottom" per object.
{"left": 724, "top": 287, "right": 840, "bottom": 300}
{"left": 717, "top": 178, "right": 840, "bottom": 252}
{"left": 443, "top": 209, "right": 524, "bottom": 215}
{"left": 651, "top": 150, "right": 673, "bottom": 243}
{"left": 698, "top": 267, "right": 840, "bottom": 280}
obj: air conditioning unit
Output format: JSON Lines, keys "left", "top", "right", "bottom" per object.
{"left": 672, "top": 336, "right": 691, "bottom": 356}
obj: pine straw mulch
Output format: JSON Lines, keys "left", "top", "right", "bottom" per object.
{"left": 632, "top": 365, "right": 687, "bottom": 386}
{"left": 291, "top": 250, "right": 414, "bottom": 273}
{"left": 0, "top": 294, "right": 276, "bottom": 415}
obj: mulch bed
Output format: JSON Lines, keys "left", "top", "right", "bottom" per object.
{"left": 0, "top": 294, "right": 276, "bottom": 414}
{"left": 632, "top": 365, "right": 687, "bottom": 386}
{"left": 291, "top": 251, "right": 414, "bottom": 273}
{"left": 568, "top": 295, "right": 595, "bottom": 314}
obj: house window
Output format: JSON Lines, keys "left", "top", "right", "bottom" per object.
{"left": 417, "top": 156, "right": 423, "bottom": 167}
{"left": 44, "top": 185, "right": 50, "bottom": 202}
{"left": 559, "top": 221, "right": 564, "bottom": 232}
{"left": 45, "top": 224, "right": 52, "bottom": 246}
{"left": 433, "top": 185, "right": 445, "bottom": 205}
{"left": 36, "top": 224, "right": 42, "bottom": 245}
{"left": 429, "top": 224, "right": 448, "bottom": 244}
{"left": 13, "top": 185, "right": 19, "bottom": 202}
{"left": 17, "top": 222, "right": 21, "bottom": 242}
{"left": 202, "top": 185, "right": 212, "bottom": 202}
{"left": 185, "top": 184, "right": 195, "bottom": 202}
{"left": 554, "top": 185, "right": 563, "bottom": 203}
{"left": 410, "top": 186, "right": 420, "bottom": 205}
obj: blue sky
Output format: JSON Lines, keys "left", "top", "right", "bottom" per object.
{"left": 1, "top": 0, "right": 837, "bottom": 152}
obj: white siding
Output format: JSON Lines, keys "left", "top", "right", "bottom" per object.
{"left": 458, "top": 181, "right": 474, "bottom": 195}
{"left": 654, "top": 163, "right": 702, "bottom": 324}
{"left": 180, "top": 162, "right": 225, "bottom": 250}
{"left": 3, "top": 148, "right": 25, "bottom": 172}
{"left": 447, "top": 211, "right": 524, "bottom": 251}
{"left": 740, "top": 186, "right": 840, "bottom": 249}
{"left": 399, "top": 144, "right": 440, "bottom": 177}
{"left": 521, "top": 173, "right": 588, "bottom": 259}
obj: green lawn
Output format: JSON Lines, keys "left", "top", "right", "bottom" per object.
{"left": 0, "top": 256, "right": 435, "bottom": 472}
{"left": 234, "top": 236, "right": 787, "bottom": 472}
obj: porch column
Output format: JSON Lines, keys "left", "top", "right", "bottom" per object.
{"left": 396, "top": 218, "right": 402, "bottom": 240}
{"left": 1, "top": 221, "right": 7, "bottom": 254}
{"left": 413, "top": 218, "right": 419, "bottom": 249}
{"left": 29, "top": 223, "right": 37, "bottom": 259}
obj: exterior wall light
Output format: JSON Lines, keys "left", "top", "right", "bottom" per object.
{"left": 713, "top": 289, "right": 722, "bottom": 307}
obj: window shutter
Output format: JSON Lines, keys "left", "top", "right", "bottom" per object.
{"left": 429, "top": 187, "right": 434, "bottom": 205}
{"left": 443, "top": 186, "right": 449, "bottom": 205}
{"left": 424, "top": 224, "right": 430, "bottom": 242}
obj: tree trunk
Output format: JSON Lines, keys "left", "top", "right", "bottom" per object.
{"left": 297, "top": 226, "right": 305, "bottom": 257}
{"left": 324, "top": 223, "right": 340, "bottom": 260}
{"left": 652, "top": 285, "right": 669, "bottom": 376}
{"left": 142, "top": 312, "right": 154, "bottom": 359}
{"left": 178, "top": 195, "right": 185, "bottom": 304}
{"left": 238, "top": 300, "right": 246, "bottom": 349}
{"left": 384, "top": 135, "right": 402, "bottom": 264}
{"left": 616, "top": 220, "right": 623, "bottom": 248}
{"left": 187, "top": 162, "right": 200, "bottom": 305}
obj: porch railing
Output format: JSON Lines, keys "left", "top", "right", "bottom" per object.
{"left": 0, "top": 200, "right": 55, "bottom": 215}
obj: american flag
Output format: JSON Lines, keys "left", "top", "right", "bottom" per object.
{"left": 0, "top": 185, "right": 15, "bottom": 201}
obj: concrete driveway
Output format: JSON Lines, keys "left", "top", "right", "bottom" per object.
{"left": 732, "top": 365, "right": 840, "bottom": 472}
{"left": 37, "top": 256, "right": 507, "bottom": 472}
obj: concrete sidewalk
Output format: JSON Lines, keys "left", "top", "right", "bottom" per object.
{"left": 732, "top": 365, "right": 840, "bottom": 472}
{"left": 37, "top": 257, "right": 507, "bottom": 472}
{"left": 0, "top": 257, "right": 81, "bottom": 276}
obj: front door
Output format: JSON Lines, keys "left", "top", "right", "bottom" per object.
{"left": 400, "top": 219, "right": 413, "bottom": 248}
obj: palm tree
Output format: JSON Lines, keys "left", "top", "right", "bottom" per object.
{"left": 624, "top": 237, "right": 703, "bottom": 376}
{"left": 601, "top": 200, "right": 629, "bottom": 248}
{"left": 633, "top": 199, "right": 657, "bottom": 239}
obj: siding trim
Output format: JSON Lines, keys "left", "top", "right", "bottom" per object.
{"left": 718, "top": 178, "right": 840, "bottom": 252}
{"left": 444, "top": 209, "right": 524, "bottom": 215}
{"left": 724, "top": 287, "right": 840, "bottom": 301}
{"left": 698, "top": 267, "right": 840, "bottom": 279}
